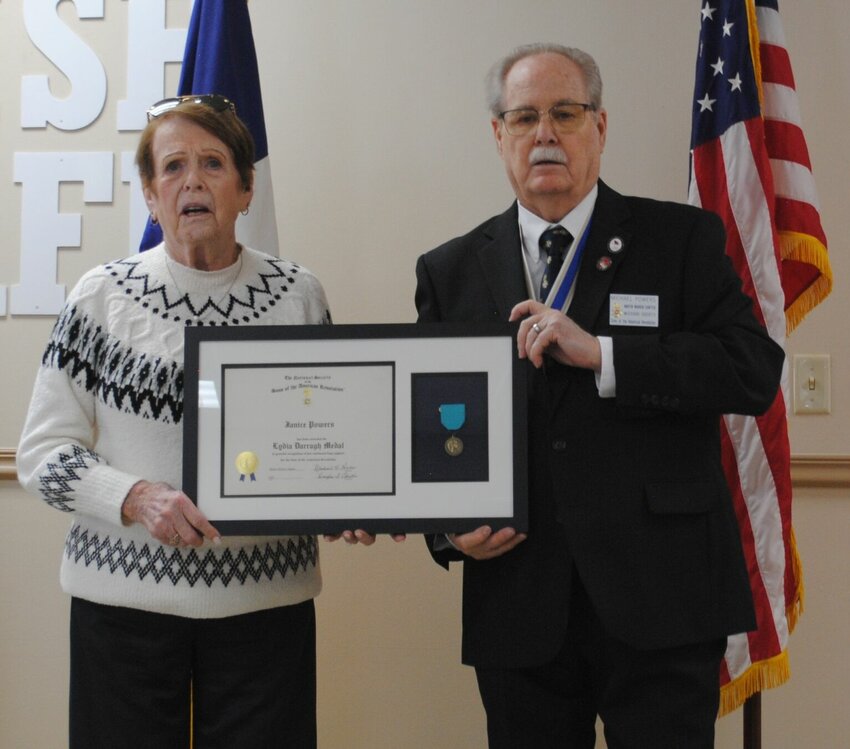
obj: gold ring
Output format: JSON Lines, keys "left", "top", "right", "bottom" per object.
{"left": 170, "top": 533, "right": 181, "bottom": 546}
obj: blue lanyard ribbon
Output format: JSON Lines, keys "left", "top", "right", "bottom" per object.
{"left": 549, "top": 217, "right": 593, "bottom": 311}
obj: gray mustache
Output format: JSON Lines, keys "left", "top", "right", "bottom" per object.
{"left": 529, "top": 147, "right": 567, "bottom": 166}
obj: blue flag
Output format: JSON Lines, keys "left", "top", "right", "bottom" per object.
{"left": 139, "top": 0, "right": 279, "bottom": 255}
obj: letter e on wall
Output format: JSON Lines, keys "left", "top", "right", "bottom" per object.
{"left": 12, "top": 152, "right": 113, "bottom": 314}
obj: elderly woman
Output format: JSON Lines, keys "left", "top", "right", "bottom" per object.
{"left": 17, "top": 95, "right": 329, "bottom": 747}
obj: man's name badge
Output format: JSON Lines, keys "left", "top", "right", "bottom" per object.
{"left": 609, "top": 293, "right": 659, "bottom": 327}
{"left": 439, "top": 403, "right": 466, "bottom": 457}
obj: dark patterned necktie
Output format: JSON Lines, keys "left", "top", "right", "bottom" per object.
{"left": 539, "top": 225, "right": 573, "bottom": 301}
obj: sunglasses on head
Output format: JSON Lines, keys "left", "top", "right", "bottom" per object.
{"left": 146, "top": 94, "right": 236, "bottom": 121}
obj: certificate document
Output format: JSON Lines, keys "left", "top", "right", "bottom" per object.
{"left": 221, "top": 363, "right": 394, "bottom": 497}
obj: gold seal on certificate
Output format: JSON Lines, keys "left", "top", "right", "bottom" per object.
{"left": 235, "top": 451, "right": 259, "bottom": 482}
{"left": 439, "top": 403, "right": 466, "bottom": 458}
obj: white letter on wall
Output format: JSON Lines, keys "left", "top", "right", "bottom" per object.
{"left": 117, "top": 0, "right": 191, "bottom": 131}
{"left": 21, "top": 0, "right": 107, "bottom": 130}
{"left": 121, "top": 151, "right": 151, "bottom": 255}
{"left": 12, "top": 152, "right": 113, "bottom": 315}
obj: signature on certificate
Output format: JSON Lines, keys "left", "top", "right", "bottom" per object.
{"left": 314, "top": 463, "right": 358, "bottom": 481}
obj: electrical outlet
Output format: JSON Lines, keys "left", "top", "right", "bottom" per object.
{"left": 793, "top": 354, "right": 831, "bottom": 414}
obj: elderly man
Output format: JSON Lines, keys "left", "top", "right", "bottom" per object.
{"left": 415, "top": 44, "right": 784, "bottom": 748}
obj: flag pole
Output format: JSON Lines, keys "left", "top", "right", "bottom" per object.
{"left": 743, "top": 693, "right": 761, "bottom": 749}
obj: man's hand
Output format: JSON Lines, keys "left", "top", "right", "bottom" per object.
{"left": 324, "top": 531, "right": 406, "bottom": 545}
{"left": 447, "top": 526, "right": 526, "bottom": 560}
{"left": 122, "top": 480, "right": 221, "bottom": 547}
{"left": 510, "top": 299, "right": 601, "bottom": 371}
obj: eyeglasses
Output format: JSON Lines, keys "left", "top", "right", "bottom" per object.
{"left": 499, "top": 103, "right": 595, "bottom": 136}
{"left": 146, "top": 94, "right": 236, "bottom": 121}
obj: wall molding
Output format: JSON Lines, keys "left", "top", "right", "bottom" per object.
{"left": 789, "top": 454, "right": 850, "bottom": 489}
{"left": 2, "top": 447, "right": 849, "bottom": 488}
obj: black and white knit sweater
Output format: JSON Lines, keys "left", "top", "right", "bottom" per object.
{"left": 18, "top": 244, "right": 329, "bottom": 618}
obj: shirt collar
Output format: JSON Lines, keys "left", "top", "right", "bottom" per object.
{"left": 517, "top": 184, "right": 599, "bottom": 262}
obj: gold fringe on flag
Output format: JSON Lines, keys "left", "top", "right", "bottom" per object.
{"left": 746, "top": 0, "right": 763, "bottom": 106}
{"left": 781, "top": 231, "right": 834, "bottom": 335}
{"left": 719, "top": 528, "right": 805, "bottom": 717}
{"left": 719, "top": 651, "right": 791, "bottom": 717}
{"left": 786, "top": 525, "right": 805, "bottom": 633}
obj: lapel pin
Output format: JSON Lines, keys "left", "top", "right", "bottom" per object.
{"left": 608, "top": 236, "right": 624, "bottom": 253}
{"left": 596, "top": 256, "right": 613, "bottom": 271}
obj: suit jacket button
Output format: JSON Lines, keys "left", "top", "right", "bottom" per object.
{"left": 650, "top": 394, "right": 660, "bottom": 406}
{"left": 552, "top": 439, "right": 567, "bottom": 452}
{"left": 661, "top": 395, "right": 670, "bottom": 408}
{"left": 641, "top": 393, "right": 650, "bottom": 405}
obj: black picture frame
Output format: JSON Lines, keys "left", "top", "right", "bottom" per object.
{"left": 183, "top": 322, "right": 527, "bottom": 535}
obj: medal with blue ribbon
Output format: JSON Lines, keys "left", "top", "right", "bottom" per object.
{"left": 439, "top": 403, "right": 466, "bottom": 457}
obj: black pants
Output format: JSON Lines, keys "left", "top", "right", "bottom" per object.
{"left": 475, "top": 576, "right": 726, "bottom": 749}
{"left": 70, "top": 597, "right": 316, "bottom": 749}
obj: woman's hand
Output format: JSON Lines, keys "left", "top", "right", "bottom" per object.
{"left": 122, "top": 480, "right": 221, "bottom": 547}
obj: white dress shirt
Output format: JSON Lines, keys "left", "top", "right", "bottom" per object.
{"left": 516, "top": 185, "right": 615, "bottom": 397}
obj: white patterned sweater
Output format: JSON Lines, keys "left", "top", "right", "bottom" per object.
{"left": 18, "top": 245, "right": 329, "bottom": 618}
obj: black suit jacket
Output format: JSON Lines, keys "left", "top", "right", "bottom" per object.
{"left": 415, "top": 181, "right": 784, "bottom": 668}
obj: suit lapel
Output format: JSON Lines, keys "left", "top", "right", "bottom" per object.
{"left": 477, "top": 203, "right": 529, "bottom": 320}
{"left": 568, "top": 181, "right": 632, "bottom": 331}
{"left": 473, "top": 189, "right": 634, "bottom": 325}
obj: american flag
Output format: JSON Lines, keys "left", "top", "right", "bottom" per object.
{"left": 688, "top": 0, "right": 831, "bottom": 715}
{"left": 140, "top": 0, "right": 279, "bottom": 255}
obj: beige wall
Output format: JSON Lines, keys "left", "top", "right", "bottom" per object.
{"left": 1, "top": 1, "right": 847, "bottom": 747}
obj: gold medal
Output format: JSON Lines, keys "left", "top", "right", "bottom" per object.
{"left": 444, "top": 435, "right": 464, "bottom": 457}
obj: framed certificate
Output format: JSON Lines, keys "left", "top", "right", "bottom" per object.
{"left": 183, "top": 322, "right": 527, "bottom": 535}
